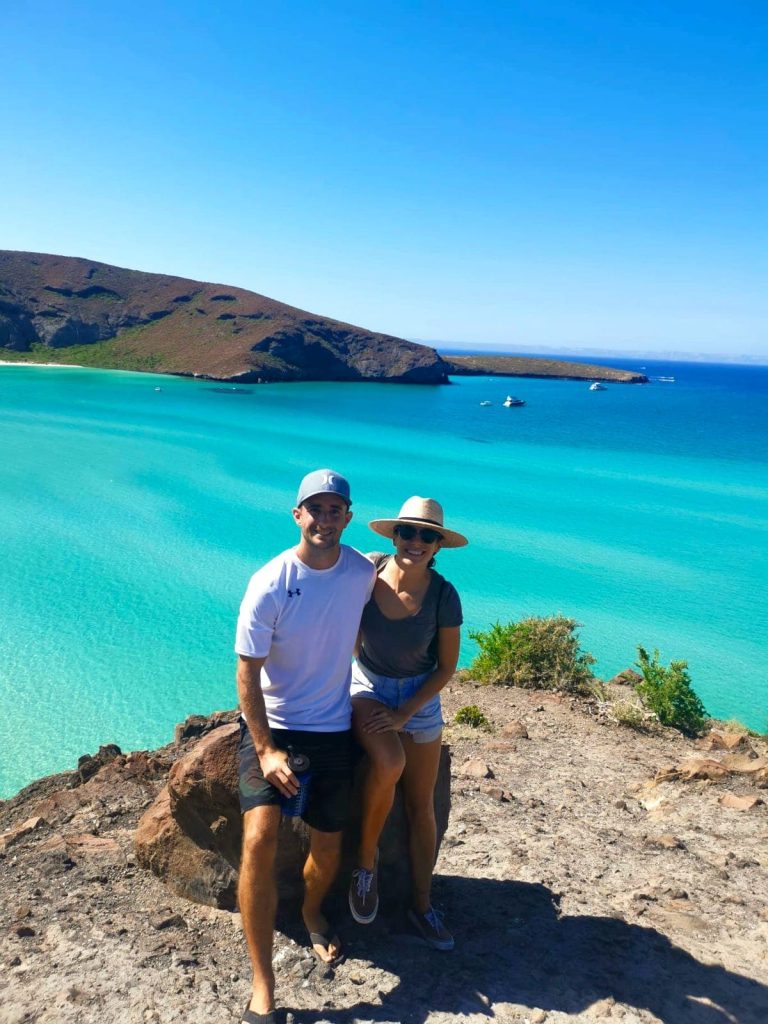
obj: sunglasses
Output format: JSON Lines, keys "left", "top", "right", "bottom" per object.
{"left": 395, "top": 524, "right": 443, "bottom": 544}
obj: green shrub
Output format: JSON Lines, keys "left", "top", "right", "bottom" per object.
{"left": 635, "top": 646, "right": 709, "bottom": 736}
{"left": 468, "top": 616, "right": 596, "bottom": 694}
{"left": 454, "top": 704, "right": 490, "bottom": 729}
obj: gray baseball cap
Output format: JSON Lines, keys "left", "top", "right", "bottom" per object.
{"left": 296, "top": 468, "right": 351, "bottom": 507}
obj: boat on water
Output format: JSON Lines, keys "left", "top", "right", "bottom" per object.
{"left": 503, "top": 395, "right": 525, "bottom": 407}
{"left": 589, "top": 382, "right": 607, "bottom": 391}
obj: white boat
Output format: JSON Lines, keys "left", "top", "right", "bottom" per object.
{"left": 503, "top": 395, "right": 525, "bottom": 407}
{"left": 589, "top": 382, "right": 606, "bottom": 391}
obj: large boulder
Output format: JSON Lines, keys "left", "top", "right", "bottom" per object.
{"left": 134, "top": 720, "right": 451, "bottom": 912}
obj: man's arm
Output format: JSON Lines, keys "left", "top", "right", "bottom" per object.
{"left": 236, "top": 655, "right": 298, "bottom": 798}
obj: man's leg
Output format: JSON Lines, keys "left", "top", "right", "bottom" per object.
{"left": 302, "top": 827, "right": 343, "bottom": 962}
{"left": 239, "top": 804, "right": 282, "bottom": 1014}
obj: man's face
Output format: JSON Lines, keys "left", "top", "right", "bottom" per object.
{"left": 292, "top": 493, "right": 352, "bottom": 551}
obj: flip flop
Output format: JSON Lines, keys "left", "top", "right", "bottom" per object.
{"left": 308, "top": 926, "right": 344, "bottom": 964}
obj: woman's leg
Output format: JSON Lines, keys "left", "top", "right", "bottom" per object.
{"left": 352, "top": 697, "right": 406, "bottom": 870}
{"left": 399, "top": 732, "right": 442, "bottom": 914}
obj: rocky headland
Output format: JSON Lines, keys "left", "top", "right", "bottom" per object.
{"left": 0, "top": 252, "right": 646, "bottom": 386}
{"left": 1, "top": 680, "right": 767, "bottom": 1024}
{"left": 442, "top": 356, "right": 647, "bottom": 384}
{"left": 0, "top": 252, "right": 447, "bottom": 384}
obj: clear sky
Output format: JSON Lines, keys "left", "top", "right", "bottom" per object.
{"left": 2, "top": 1, "right": 765, "bottom": 358}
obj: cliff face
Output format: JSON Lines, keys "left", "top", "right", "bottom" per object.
{"left": 0, "top": 251, "right": 449, "bottom": 383}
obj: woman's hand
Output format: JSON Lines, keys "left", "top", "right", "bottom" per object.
{"left": 362, "top": 705, "right": 409, "bottom": 734}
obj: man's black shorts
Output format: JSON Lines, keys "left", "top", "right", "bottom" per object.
{"left": 237, "top": 718, "right": 354, "bottom": 833}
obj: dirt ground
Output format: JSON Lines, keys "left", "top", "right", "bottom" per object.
{"left": 1, "top": 679, "right": 767, "bottom": 1024}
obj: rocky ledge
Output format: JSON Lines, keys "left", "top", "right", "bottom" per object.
{"left": 1, "top": 682, "right": 767, "bottom": 1024}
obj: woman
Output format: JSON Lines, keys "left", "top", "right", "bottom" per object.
{"left": 348, "top": 496, "right": 467, "bottom": 950}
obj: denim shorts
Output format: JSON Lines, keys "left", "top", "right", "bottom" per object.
{"left": 350, "top": 661, "right": 444, "bottom": 743}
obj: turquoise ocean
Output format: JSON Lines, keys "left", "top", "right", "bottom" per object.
{"left": 1, "top": 358, "right": 767, "bottom": 798}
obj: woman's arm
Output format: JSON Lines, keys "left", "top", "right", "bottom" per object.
{"left": 362, "top": 626, "right": 460, "bottom": 734}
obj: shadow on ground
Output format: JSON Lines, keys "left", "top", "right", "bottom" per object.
{"left": 282, "top": 876, "right": 768, "bottom": 1024}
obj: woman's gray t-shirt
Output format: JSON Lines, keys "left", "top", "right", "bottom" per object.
{"left": 357, "top": 553, "right": 463, "bottom": 679}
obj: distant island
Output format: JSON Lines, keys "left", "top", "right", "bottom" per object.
{"left": 0, "top": 252, "right": 647, "bottom": 385}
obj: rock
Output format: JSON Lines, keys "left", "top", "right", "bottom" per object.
{"left": 480, "top": 783, "right": 507, "bottom": 802}
{"left": 719, "top": 793, "right": 763, "bottom": 811}
{"left": 150, "top": 912, "right": 187, "bottom": 930}
{"left": 530, "top": 1010, "right": 549, "bottom": 1023}
{"left": 39, "top": 833, "right": 123, "bottom": 865}
{"left": 501, "top": 720, "right": 529, "bottom": 739}
{"left": 588, "top": 997, "right": 615, "bottom": 1017}
{"left": 174, "top": 710, "right": 239, "bottom": 744}
{"left": 135, "top": 786, "right": 239, "bottom": 910}
{"left": 721, "top": 754, "right": 766, "bottom": 773}
{"left": 655, "top": 758, "right": 731, "bottom": 783}
{"left": 460, "top": 759, "right": 493, "bottom": 779}
{"left": 135, "top": 721, "right": 451, "bottom": 911}
{"left": 608, "top": 669, "right": 642, "bottom": 687}
{"left": 696, "top": 731, "right": 751, "bottom": 752}
{"left": 645, "top": 834, "right": 685, "bottom": 850}
{"left": 77, "top": 744, "right": 122, "bottom": 782}
{"left": 0, "top": 816, "right": 46, "bottom": 852}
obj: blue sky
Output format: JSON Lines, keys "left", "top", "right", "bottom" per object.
{"left": 2, "top": 1, "right": 765, "bottom": 358}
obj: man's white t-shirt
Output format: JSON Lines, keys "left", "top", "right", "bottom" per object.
{"left": 235, "top": 545, "right": 376, "bottom": 731}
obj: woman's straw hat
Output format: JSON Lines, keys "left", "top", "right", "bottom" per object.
{"left": 368, "top": 496, "right": 468, "bottom": 549}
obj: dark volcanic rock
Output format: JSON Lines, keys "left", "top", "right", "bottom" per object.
{"left": 0, "top": 250, "right": 449, "bottom": 383}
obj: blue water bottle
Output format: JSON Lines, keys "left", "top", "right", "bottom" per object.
{"left": 280, "top": 751, "right": 312, "bottom": 817}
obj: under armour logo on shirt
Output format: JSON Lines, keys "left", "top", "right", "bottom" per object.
{"left": 287, "top": 588, "right": 302, "bottom": 598}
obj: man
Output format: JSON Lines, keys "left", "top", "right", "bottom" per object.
{"left": 235, "top": 468, "right": 376, "bottom": 1024}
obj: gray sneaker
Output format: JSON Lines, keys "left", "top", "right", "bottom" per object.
{"left": 349, "top": 862, "right": 379, "bottom": 924}
{"left": 407, "top": 907, "right": 454, "bottom": 950}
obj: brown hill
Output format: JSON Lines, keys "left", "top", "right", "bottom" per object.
{"left": 0, "top": 251, "right": 448, "bottom": 383}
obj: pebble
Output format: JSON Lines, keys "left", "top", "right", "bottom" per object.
{"left": 150, "top": 912, "right": 187, "bottom": 930}
{"left": 460, "top": 759, "right": 493, "bottom": 779}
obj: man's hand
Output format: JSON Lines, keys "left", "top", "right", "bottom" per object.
{"left": 258, "top": 748, "right": 299, "bottom": 798}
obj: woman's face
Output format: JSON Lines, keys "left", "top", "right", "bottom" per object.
{"left": 393, "top": 524, "right": 442, "bottom": 568}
